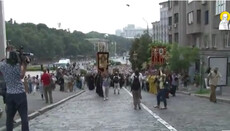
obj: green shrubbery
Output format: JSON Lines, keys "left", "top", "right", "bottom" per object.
{"left": 196, "top": 88, "right": 210, "bottom": 94}
{"left": 26, "top": 66, "right": 55, "bottom": 71}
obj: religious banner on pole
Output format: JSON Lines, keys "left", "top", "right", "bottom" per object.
{"left": 97, "top": 52, "right": 109, "bottom": 73}
{"left": 151, "top": 46, "right": 166, "bottom": 65}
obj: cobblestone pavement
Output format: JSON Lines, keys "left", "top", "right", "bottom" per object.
{"left": 14, "top": 88, "right": 170, "bottom": 131}
{"left": 140, "top": 90, "right": 230, "bottom": 131}
{"left": 0, "top": 89, "right": 80, "bottom": 128}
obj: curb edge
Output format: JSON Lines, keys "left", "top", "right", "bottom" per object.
{"left": 0, "top": 90, "right": 85, "bottom": 131}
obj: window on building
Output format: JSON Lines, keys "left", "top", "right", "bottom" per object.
{"left": 169, "top": 17, "right": 172, "bottom": 25}
{"left": 169, "top": 35, "right": 172, "bottom": 43}
{"left": 174, "top": 33, "right": 179, "bottom": 43}
{"left": 204, "top": 10, "right": 209, "bottom": 25}
{"left": 212, "top": 34, "right": 216, "bottom": 48}
{"left": 224, "top": 32, "right": 230, "bottom": 47}
{"left": 188, "top": 0, "right": 193, "bottom": 3}
{"left": 188, "top": 11, "right": 194, "bottom": 25}
{"left": 174, "top": 13, "right": 179, "bottom": 23}
{"left": 168, "top": 0, "right": 172, "bottom": 8}
{"left": 196, "top": 37, "right": 200, "bottom": 48}
{"left": 201, "top": 0, "right": 207, "bottom": 5}
{"left": 223, "top": 33, "right": 227, "bottom": 47}
{"left": 216, "top": 0, "right": 226, "bottom": 15}
{"left": 228, "top": 63, "right": 230, "bottom": 77}
{"left": 204, "top": 35, "right": 209, "bottom": 48}
{"left": 197, "top": 10, "right": 201, "bottom": 24}
{"left": 174, "top": 1, "right": 178, "bottom": 5}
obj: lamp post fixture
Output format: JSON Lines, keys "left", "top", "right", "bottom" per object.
{"left": 200, "top": 55, "right": 204, "bottom": 92}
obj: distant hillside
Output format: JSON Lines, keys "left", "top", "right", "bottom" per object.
{"left": 5, "top": 21, "right": 132, "bottom": 61}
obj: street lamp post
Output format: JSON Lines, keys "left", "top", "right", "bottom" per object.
{"left": 0, "top": 0, "right": 6, "bottom": 60}
{"left": 200, "top": 55, "right": 204, "bottom": 92}
{"left": 142, "top": 17, "right": 149, "bottom": 35}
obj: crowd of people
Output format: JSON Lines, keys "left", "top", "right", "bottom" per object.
{"left": 0, "top": 50, "right": 222, "bottom": 131}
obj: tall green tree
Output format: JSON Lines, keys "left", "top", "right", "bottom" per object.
{"left": 168, "top": 44, "right": 199, "bottom": 73}
{"left": 5, "top": 21, "right": 132, "bottom": 62}
{"left": 129, "top": 33, "right": 152, "bottom": 70}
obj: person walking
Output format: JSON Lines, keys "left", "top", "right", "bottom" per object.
{"left": 41, "top": 69, "right": 53, "bottom": 104}
{"left": 88, "top": 73, "right": 95, "bottom": 90}
{"left": 130, "top": 69, "right": 143, "bottom": 110}
{"left": 113, "top": 72, "right": 121, "bottom": 95}
{"left": 58, "top": 73, "right": 64, "bottom": 92}
{"left": 95, "top": 71, "right": 103, "bottom": 97}
{"left": 31, "top": 76, "right": 36, "bottom": 95}
{"left": 171, "top": 72, "right": 178, "bottom": 96}
{"left": 154, "top": 69, "right": 167, "bottom": 109}
{"left": 23, "top": 76, "right": 29, "bottom": 93}
{"left": 38, "top": 74, "right": 44, "bottom": 100}
{"left": 148, "top": 71, "right": 158, "bottom": 95}
{"left": 27, "top": 74, "right": 32, "bottom": 94}
{"left": 63, "top": 72, "right": 69, "bottom": 92}
{"left": 207, "top": 67, "right": 222, "bottom": 103}
{"left": 102, "top": 72, "right": 110, "bottom": 100}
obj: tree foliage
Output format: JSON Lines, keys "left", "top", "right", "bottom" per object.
{"left": 129, "top": 35, "right": 200, "bottom": 72}
{"left": 168, "top": 44, "right": 199, "bottom": 73}
{"left": 5, "top": 21, "right": 132, "bottom": 62}
{"left": 129, "top": 33, "right": 152, "bottom": 70}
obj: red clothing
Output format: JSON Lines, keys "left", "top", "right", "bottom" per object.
{"left": 41, "top": 73, "right": 51, "bottom": 86}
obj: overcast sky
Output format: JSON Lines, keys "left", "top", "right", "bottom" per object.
{"left": 3, "top": 0, "right": 165, "bottom": 34}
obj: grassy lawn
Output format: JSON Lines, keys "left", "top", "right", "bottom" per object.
{"left": 195, "top": 88, "right": 210, "bottom": 95}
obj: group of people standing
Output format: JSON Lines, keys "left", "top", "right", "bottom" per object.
{"left": 56, "top": 68, "right": 85, "bottom": 92}
{"left": 85, "top": 69, "right": 125, "bottom": 101}
{"left": 23, "top": 70, "right": 55, "bottom": 104}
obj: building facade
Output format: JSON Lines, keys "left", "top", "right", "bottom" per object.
{"left": 168, "top": 0, "right": 187, "bottom": 45}
{"left": 152, "top": 21, "right": 160, "bottom": 42}
{"left": 123, "top": 24, "right": 146, "bottom": 39}
{"left": 169, "top": 0, "right": 230, "bottom": 85}
{"left": 152, "top": 1, "right": 169, "bottom": 43}
{"left": 115, "top": 24, "right": 151, "bottom": 39}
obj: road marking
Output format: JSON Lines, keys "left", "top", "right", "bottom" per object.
{"left": 123, "top": 87, "right": 177, "bottom": 131}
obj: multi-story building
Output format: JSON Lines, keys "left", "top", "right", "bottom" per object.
{"left": 152, "top": 1, "right": 169, "bottom": 43}
{"left": 115, "top": 24, "right": 152, "bottom": 39}
{"left": 152, "top": 21, "right": 160, "bottom": 41}
{"left": 123, "top": 24, "right": 146, "bottom": 39}
{"left": 168, "top": 0, "right": 187, "bottom": 45}
{"left": 186, "top": 0, "right": 230, "bottom": 85}
{"left": 169, "top": 0, "right": 230, "bottom": 85}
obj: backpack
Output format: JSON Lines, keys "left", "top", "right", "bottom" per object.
{"left": 113, "top": 76, "right": 119, "bottom": 83}
{"left": 131, "top": 75, "right": 140, "bottom": 91}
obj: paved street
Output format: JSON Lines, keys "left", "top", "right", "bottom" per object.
{"left": 0, "top": 89, "right": 80, "bottom": 128}
{"left": 14, "top": 88, "right": 170, "bottom": 131}
{"left": 8, "top": 87, "right": 230, "bottom": 131}
{"left": 140, "top": 89, "right": 230, "bottom": 131}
